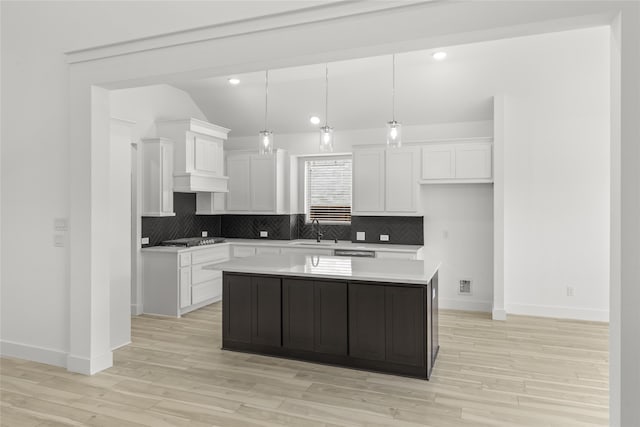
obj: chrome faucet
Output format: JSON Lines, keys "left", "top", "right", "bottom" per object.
{"left": 311, "top": 218, "right": 323, "bottom": 242}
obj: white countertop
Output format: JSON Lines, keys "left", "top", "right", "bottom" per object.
{"left": 207, "top": 254, "right": 439, "bottom": 285}
{"left": 141, "top": 238, "right": 423, "bottom": 254}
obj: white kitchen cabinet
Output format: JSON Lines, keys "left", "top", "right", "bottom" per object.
{"left": 353, "top": 148, "right": 385, "bottom": 212}
{"left": 141, "top": 137, "right": 175, "bottom": 217}
{"left": 232, "top": 245, "right": 257, "bottom": 258}
{"left": 225, "top": 150, "right": 289, "bottom": 214}
{"left": 256, "top": 246, "right": 281, "bottom": 255}
{"left": 352, "top": 146, "right": 420, "bottom": 215}
{"left": 375, "top": 251, "right": 417, "bottom": 260}
{"left": 280, "top": 247, "right": 334, "bottom": 256}
{"left": 142, "top": 245, "right": 229, "bottom": 317}
{"left": 156, "top": 118, "right": 230, "bottom": 193}
{"left": 421, "top": 140, "right": 492, "bottom": 183}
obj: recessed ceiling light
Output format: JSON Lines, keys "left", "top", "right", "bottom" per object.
{"left": 432, "top": 51, "right": 447, "bottom": 61}
{"left": 309, "top": 116, "right": 321, "bottom": 125}
{"left": 228, "top": 77, "right": 240, "bottom": 85}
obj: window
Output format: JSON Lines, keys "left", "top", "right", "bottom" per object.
{"left": 305, "top": 157, "right": 352, "bottom": 223}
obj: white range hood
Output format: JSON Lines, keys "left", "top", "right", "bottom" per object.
{"left": 156, "top": 118, "right": 230, "bottom": 193}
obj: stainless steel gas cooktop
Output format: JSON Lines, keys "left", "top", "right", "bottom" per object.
{"left": 160, "top": 237, "right": 226, "bottom": 247}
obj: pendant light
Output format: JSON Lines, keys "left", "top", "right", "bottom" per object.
{"left": 259, "top": 70, "right": 274, "bottom": 154}
{"left": 386, "top": 54, "right": 402, "bottom": 148}
{"left": 319, "top": 64, "right": 334, "bottom": 152}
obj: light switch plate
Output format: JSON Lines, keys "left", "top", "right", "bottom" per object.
{"left": 54, "top": 234, "right": 65, "bottom": 247}
{"left": 54, "top": 218, "right": 68, "bottom": 231}
{"left": 380, "top": 234, "right": 389, "bottom": 241}
{"left": 202, "top": 231, "right": 208, "bottom": 237}
{"left": 356, "top": 232, "right": 365, "bottom": 241}
{"left": 141, "top": 237, "right": 150, "bottom": 245}
{"left": 260, "top": 231, "right": 268, "bottom": 237}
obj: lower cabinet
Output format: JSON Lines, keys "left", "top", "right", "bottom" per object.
{"left": 222, "top": 272, "right": 438, "bottom": 379}
{"left": 223, "top": 274, "right": 281, "bottom": 347}
{"left": 282, "top": 279, "right": 347, "bottom": 355}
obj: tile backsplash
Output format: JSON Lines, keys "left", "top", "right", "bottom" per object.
{"left": 142, "top": 198, "right": 423, "bottom": 246}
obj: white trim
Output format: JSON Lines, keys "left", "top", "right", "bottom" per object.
{"left": 420, "top": 179, "right": 494, "bottom": 185}
{"left": 492, "top": 308, "right": 507, "bottom": 321}
{"left": 0, "top": 340, "right": 67, "bottom": 368}
{"left": 506, "top": 303, "right": 609, "bottom": 322}
{"left": 66, "top": 351, "right": 113, "bottom": 375}
{"left": 131, "top": 303, "right": 143, "bottom": 316}
{"left": 64, "top": 2, "right": 426, "bottom": 64}
{"left": 111, "top": 341, "right": 132, "bottom": 351}
{"left": 439, "top": 298, "right": 492, "bottom": 313}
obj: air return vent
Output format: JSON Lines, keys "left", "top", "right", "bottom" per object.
{"left": 459, "top": 279, "right": 472, "bottom": 295}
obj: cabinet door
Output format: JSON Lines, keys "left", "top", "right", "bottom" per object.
{"left": 455, "top": 143, "right": 492, "bottom": 179}
{"left": 430, "top": 271, "right": 439, "bottom": 368}
{"left": 179, "top": 268, "right": 191, "bottom": 308}
{"left": 348, "top": 283, "right": 386, "bottom": 361}
{"left": 385, "top": 286, "right": 425, "bottom": 367}
{"left": 353, "top": 149, "right": 385, "bottom": 212}
{"left": 385, "top": 147, "right": 419, "bottom": 212}
{"left": 160, "top": 142, "right": 174, "bottom": 214}
{"left": 256, "top": 246, "right": 280, "bottom": 255}
{"left": 422, "top": 144, "right": 455, "bottom": 179}
{"left": 223, "top": 274, "right": 252, "bottom": 344}
{"left": 226, "top": 156, "right": 251, "bottom": 211}
{"left": 282, "top": 279, "right": 315, "bottom": 351}
{"left": 193, "top": 135, "right": 221, "bottom": 175}
{"left": 250, "top": 155, "right": 276, "bottom": 212}
{"left": 232, "top": 246, "right": 256, "bottom": 258}
{"left": 251, "top": 276, "right": 281, "bottom": 346}
{"left": 314, "top": 281, "right": 347, "bottom": 355}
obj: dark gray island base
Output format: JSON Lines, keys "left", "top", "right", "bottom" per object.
{"left": 222, "top": 271, "right": 439, "bottom": 379}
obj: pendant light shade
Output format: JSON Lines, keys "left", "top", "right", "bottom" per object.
{"left": 259, "top": 70, "right": 274, "bottom": 154}
{"left": 319, "top": 64, "right": 334, "bottom": 152}
{"left": 386, "top": 54, "right": 402, "bottom": 148}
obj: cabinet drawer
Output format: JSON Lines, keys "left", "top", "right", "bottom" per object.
{"left": 179, "top": 253, "right": 192, "bottom": 267}
{"left": 191, "top": 246, "right": 229, "bottom": 264}
{"left": 376, "top": 251, "right": 416, "bottom": 260}
{"left": 281, "top": 247, "right": 333, "bottom": 256}
{"left": 192, "top": 278, "right": 222, "bottom": 305}
{"left": 232, "top": 246, "right": 256, "bottom": 258}
{"left": 192, "top": 263, "right": 222, "bottom": 285}
{"left": 256, "top": 246, "right": 281, "bottom": 255}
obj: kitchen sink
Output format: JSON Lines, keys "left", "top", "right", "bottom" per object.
{"left": 290, "top": 241, "right": 339, "bottom": 247}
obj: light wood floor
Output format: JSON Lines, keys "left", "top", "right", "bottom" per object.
{"left": 1, "top": 304, "right": 609, "bottom": 426}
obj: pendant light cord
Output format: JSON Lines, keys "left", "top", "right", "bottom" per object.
{"left": 392, "top": 54, "right": 396, "bottom": 122}
{"left": 264, "top": 70, "right": 269, "bottom": 130}
{"left": 325, "top": 64, "right": 329, "bottom": 127}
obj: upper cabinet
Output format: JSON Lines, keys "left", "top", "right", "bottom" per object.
{"left": 155, "top": 118, "right": 230, "bottom": 193}
{"left": 224, "top": 149, "right": 289, "bottom": 214}
{"left": 421, "top": 139, "right": 493, "bottom": 183}
{"left": 352, "top": 146, "right": 420, "bottom": 216}
{"left": 141, "top": 138, "right": 175, "bottom": 217}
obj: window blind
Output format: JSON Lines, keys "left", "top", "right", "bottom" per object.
{"left": 305, "top": 158, "right": 352, "bottom": 223}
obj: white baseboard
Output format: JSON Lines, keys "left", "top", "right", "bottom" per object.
{"left": 131, "top": 303, "right": 143, "bottom": 316}
{"left": 67, "top": 351, "right": 113, "bottom": 375}
{"left": 0, "top": 340, "right": 67, "bottom": 368}
{"left": 439, "top": 298, "right": 492, "bottom": 312}
{"left": 111, "top": 340, "right": 131, "bottom": 351}
{"left": 492, "top": 307, "right": 507, "bottom": 320}
{"left": 506, "top": 303, "right": 609, "bottom": 322}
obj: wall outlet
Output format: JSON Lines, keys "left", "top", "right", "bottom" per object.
{"left": 260, "top": 231, "right": 268, "bottom": 238}
{"left": 141, "top": 237, "right": 149, "bottom": 245}
{"left": 201, "top": 231, "right": 208, "bottom": 237}
{"left": 356, "top": 231, "right": 365, "bottom": 241}
{"left": 566, "top": 286, "right": 575, "bottom": 297}
{"left": 458, "top": 279, "right": 472, "bottom": 295}
{"left": 54, "top": 234, "right": 65, "bottom": 247}
{"left": 380, "top": 234, "right": 389, "bottom": 241}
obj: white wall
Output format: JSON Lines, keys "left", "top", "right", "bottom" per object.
{"left": 109, "top": 84, "right": 207, "bottom": 316}
{"left": 500, "top": 28, "right": 610, "bottom": 321}
{"left": 423, "top": 184, "right": 494, "bottom": 312}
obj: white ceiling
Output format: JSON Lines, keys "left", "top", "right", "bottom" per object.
{"left": 170, "top": 28, "right": 586, "bottom": 137}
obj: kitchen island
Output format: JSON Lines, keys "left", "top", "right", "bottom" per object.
{"left": 209, "top": 254, "right": 440, "bottom": 379}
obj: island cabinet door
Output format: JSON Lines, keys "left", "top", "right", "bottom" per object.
{"left": 223, "top": 274, "right": 252, "bottom": 344}
{"left": 348, "top": 283, "right": 386, "bottom": 361}
{"left": 385, "top": 286, "right": 426, "bottom": 368}
{"left": 282, "top": 279, "right": 315, "bottom": 351}
{"left": 314, "top": 281, "right": 348, "bottom": 355}
{"left": 251, "top": 276, "right": 282, "bottom": 347}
